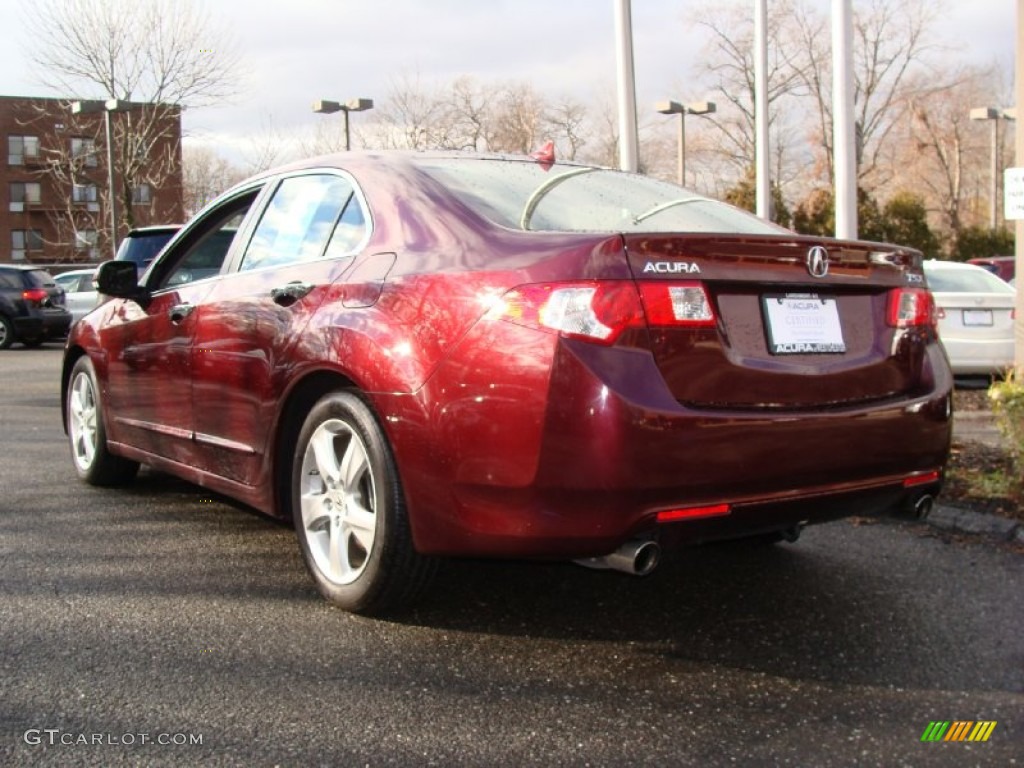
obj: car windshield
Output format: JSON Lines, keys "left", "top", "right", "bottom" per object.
{"left": 926, "top": 265, "right": 1015, "bottom": 294}
{"left": 416, "top": 158, "right": 784, "bottom": 235}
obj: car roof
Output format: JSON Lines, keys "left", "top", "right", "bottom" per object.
{"left": 924, "top": 259, "right": 991, "bottom": 271}
{"left": 125, "top": 225, "right": 181, "bottom": 235}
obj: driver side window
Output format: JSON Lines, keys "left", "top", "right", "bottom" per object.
{"left": 152, "top": 190, "right": 261, "bottom": 290}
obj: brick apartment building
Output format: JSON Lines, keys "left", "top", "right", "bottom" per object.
{"left": 1, "top": 95, "right": 184, "bottom": 264}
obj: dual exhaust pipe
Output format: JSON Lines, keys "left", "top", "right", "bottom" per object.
{"left": 577, "top": 493, "right": 935, "bottom": 576}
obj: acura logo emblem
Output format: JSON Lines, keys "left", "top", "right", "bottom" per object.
{"left": 806, "top": 246, "right": 829, "bottom": 278}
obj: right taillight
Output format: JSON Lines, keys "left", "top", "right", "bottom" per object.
{"left": 887, "top": 287, "right": 936, "bottom": 328}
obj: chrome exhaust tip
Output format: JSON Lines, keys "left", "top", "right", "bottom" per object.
{"left": 913, "top": 494, "right": 934, "bottom": 520}
{"left": 575, "top": 540, "right": 661, "bottom": 576}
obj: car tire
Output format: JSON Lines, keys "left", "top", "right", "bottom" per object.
{"left": 67, "top": 356, "right": 140, "bottom": 486}
{"left": 291, "top": 390, "right": 436, "bottom": 615}
{"left": 0, "top": 315, "right": 13, "bottom": 350}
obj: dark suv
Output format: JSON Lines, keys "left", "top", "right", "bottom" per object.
{"left": 114, "top": 225, "right": 180, "bottom": 272}
{"left": 0, "top": 265, "right": 72, "bottom": 349}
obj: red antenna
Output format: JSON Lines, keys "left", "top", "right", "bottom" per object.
{"left": 530, "top": 140, "right": 555, "bottom": 170}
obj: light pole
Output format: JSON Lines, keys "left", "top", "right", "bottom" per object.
{"left": 71, "top": 99, "right": 130, "bottom": 258}
{"left": 970, "top": 106, "right": 1015, "bottom": 229}
{"left": 655, "top": 100, "right": 716, "bottom": 186}
{"left": 312, "top": 98, "right": 374, "bottom": 151}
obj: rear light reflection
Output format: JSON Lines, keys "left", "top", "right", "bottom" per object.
{"left": 887, "top": 287, "right": 936, "bottom": 328}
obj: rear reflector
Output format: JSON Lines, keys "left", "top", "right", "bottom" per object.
{"left": 656, "top": 503, "right": 732, "bottom": 523}
{"left": 887, "top": 287, "right": 936, "bottom": 328}
{"left": 903, "top": 470, "right": 940, "bottom": 488}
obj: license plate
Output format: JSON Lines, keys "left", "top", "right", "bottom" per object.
{"left": 763, "top": 294, "right": 846, "bottom": 354}
{"left": 962, "top": 309, "right": 993, "bottom": 327}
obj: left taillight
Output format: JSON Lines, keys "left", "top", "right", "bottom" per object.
{"left": 497, "top": 282, "right": 645, "bottom": 344}
{"left": 887, "top": 287, "right": 936, "bottom": 328}
{"left": 495, "top": 280, "right": 719, "bottom": 345}
{"left": 22, "top": 288, "right": 49, "bottom": 305}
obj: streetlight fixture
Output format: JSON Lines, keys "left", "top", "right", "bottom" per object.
{"left": 970, "top": 106, "right": 1015, "bottom": 229}
{"left": 312, "top": 98, "right": 374, "bottom": 151}
{"left": 71, "top": 98, "right": 131, "bottom": 258}
{"left": 655, "top": 100, "right": 717, "bottom": 186}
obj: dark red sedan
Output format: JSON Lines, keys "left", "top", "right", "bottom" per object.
{"left": 62, "top": 152, "right": 952, "bottom": 614}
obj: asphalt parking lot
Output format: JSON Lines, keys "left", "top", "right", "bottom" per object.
{"left": 1, "top": 345, "right": 1022, "bottom": 766}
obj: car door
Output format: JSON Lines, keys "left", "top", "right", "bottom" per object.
{"left": 188, "top": 171, "right": 369, "bottom": 486}
{"left": 101, "top": 188, "right": 264, "bottom": 465}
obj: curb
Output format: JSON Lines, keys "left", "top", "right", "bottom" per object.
{"left": 927, "top": 503, "right": 1024, "bottom": 544}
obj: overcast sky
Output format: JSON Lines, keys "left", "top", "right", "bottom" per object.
{"left": 0, "top": 0, "right": 1015, "bottom": 160}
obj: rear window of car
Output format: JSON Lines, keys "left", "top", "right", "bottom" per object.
{"left": 24, "top": 269, "right": 56, "bottom": 288}
{"left": 925, "top": 265, "right": 1015, "bottom": 294}
{"left": 416, "top": 158, "right": 784, "bottom": 235}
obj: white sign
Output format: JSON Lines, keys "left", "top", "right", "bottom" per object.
{"left": 763, "top": 294, "right": 846, "bottom": 354}
{"left": 1004, "top": 167, "right": 1024, "bottom": 220}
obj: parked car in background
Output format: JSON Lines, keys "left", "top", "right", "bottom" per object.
{"left": 114, "top": 225, "right": 180, "bottom": 273}
{"left": 968, "top": 255, "right": 1015, "bottom": 284}
{"left": 54, "top": 268, "right": 100, "bottom": 324}
{"left": 0, "top": 264, "right": 71, "bottom": 349}
{"left": 63, "top": 151, "right": 952, "bottom": 615}
{"left": 924, "top": 259, "right": 1016, "bottom": 376}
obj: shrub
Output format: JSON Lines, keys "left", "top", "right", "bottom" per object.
{"left": 988, "top": 371, "right": 1024, "bottom": 496}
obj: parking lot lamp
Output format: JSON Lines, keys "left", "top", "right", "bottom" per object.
{"left": 655, "top": 100, "right": 716, "bottom": 186}
{"left": 312, "top": 99, "right": 374, "bottom": 151}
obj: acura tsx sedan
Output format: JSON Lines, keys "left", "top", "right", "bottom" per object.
{"left": 62, "top": 151, "right": 952, "bottom": 615}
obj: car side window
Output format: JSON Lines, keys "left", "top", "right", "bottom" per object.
{"left": 239, "top": 174, "right": 356, "bottom": 272}
{"left": 323, "top": 193, "right": 368, "bottom": 260}
{"left": 152, "top": 191, "right": 260, "bottom": 290}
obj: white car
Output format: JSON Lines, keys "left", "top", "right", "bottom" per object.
{"left": 53, "top": 268, "right": 100, "bottom": 324}
{"left": 923, "top": 260, "right": 1016, "bottom": 376}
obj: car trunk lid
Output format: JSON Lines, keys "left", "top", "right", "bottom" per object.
{"left": 623, "top": 234, "right": 931, "bottom": 410}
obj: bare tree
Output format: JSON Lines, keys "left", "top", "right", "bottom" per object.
{"left": 904, "top": 66, "right": 1004, "bottom": 241}
{"left": 690, "top": 0, "right": 809, "bottom": 180}
{"left": 182, "top": 145, "right": 244, "bottom": 217}
{"left": 22, "top": 0, "right": 241, "bottom": 238}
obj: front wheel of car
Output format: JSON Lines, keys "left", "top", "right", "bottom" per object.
{"left": 291, "top": 391, "right": 436, "bottom": 615}
{"left": 0, "top": 315, "right": 14, "bottom": 350}
{"left": 67, "top": 356, "right": 139, "bottom": 486}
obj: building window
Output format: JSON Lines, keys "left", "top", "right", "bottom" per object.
{"left": 72, "top": 183, "right": 98, "bottom": 203}
{"left": 74, "top": 229, "right": 98, "bottom": 250}
{"left": 132, "top": 183, "right": 151, "bottom": 204}
{"left": 10, "top": 182, "right": 42, "bottom": 211}
{"left": 8, "top": 135, "right": 40, "bottom": 165}
{"left": 71, "top": 137, "right": 98, "bottom": 167}
{"left": 11, "top": 229, "right": 43, "bottom": 261}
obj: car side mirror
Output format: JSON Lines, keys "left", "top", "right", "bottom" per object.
{"left": 96, "top": 260, "right": 151, "bottom": 307}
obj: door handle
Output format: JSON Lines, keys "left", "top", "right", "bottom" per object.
{"left": 169, "top": 303, "right": 196, "bottom": 324}
{"left": 271, "top": 281, "right": 314, "bottom": 307}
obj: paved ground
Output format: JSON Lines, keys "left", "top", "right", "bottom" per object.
{"left": 1, "top": 346, "right": 1021, "bottom": 767}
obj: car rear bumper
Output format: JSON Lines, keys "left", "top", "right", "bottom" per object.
{"left": 14, "top": 311, "right": 72, "bottom": 340}
{"left": 381, "top": 325, "right": 954, "bottom": 559}
{"left": 939, "top": 337, "right": 1015, "bottom": 375}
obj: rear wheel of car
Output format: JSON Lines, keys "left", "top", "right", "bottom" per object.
{"left": 67, "top": 356, "right": 139, "bottom": 486}
{"left": 0, "top": 316, "right": 13, "bottom": 349}
{"left": 291, "top": 391, "right": 435, "bottom": 615}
